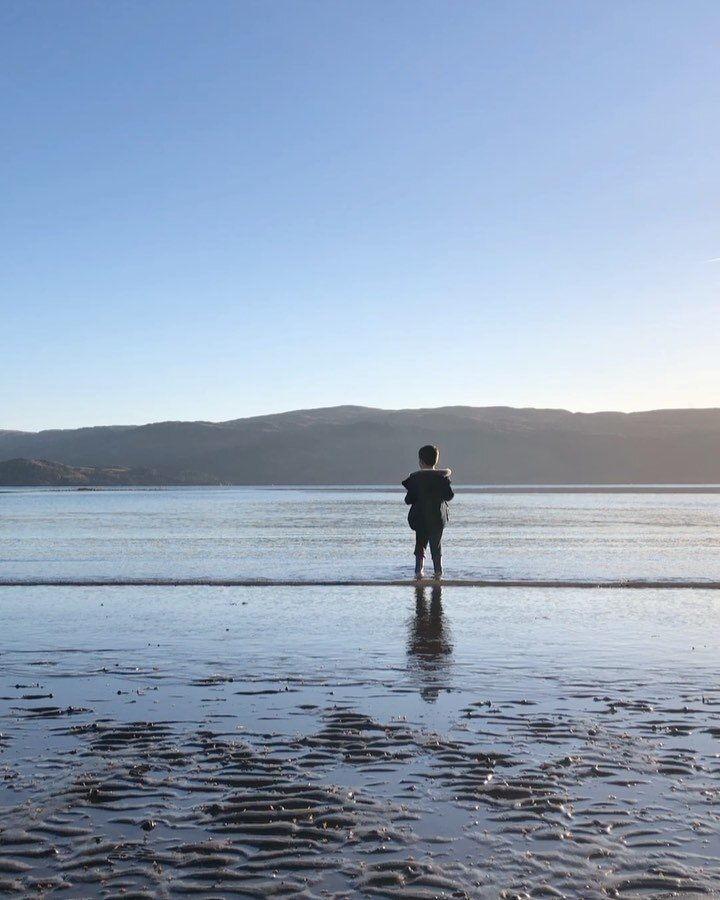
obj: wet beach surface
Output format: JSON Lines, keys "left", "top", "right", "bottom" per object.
{"left": 1, "top": 586, "right": 719, "bottom": 898}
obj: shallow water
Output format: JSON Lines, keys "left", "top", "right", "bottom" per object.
{"left": 1, "top": 586, "right": 719, "bottom": 897}
{"left": 2, "top": 486, "right": 720, "bottom": 582}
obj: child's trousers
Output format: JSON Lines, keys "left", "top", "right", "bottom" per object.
{"left": 414, "top": 528, "right": 443, "bottom": 572}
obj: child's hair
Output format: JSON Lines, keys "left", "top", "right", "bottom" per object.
{"left": 418, "top": 445, "right": 439, "bottom": 466}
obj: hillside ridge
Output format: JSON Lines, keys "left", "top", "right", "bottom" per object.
{"left": 2, "top": 406, "right": 720, "bottom": 484}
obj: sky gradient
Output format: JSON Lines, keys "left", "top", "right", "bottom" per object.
{"left": 2, "top": 0, "right": 719, "bottom": 431}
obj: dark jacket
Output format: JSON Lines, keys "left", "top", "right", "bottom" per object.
{"left": 402, "top": 468, "right": 454, "bottom": 532}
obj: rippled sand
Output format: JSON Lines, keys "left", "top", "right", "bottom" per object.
{"left": 1, "top": 586, "right": 719, "bottom": 897}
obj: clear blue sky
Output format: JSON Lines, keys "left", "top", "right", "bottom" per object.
{"left": 2, "top": 0, "right": 719, "bottom": 431}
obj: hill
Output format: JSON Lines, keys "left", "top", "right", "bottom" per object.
{"left": 1, "top": 405, "right": 720, "bottom": 484}
{"left": 0, "top": 458, "right": 222, "bottom": 487}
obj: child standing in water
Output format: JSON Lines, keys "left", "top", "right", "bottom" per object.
{"left": 402, "top": 445, "right": 454, "bottom": 579}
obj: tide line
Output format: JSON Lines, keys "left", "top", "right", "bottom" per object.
{"left": 0, "top": 578, "right": 719, "bottom": 589}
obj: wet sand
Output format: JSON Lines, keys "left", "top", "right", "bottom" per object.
{"left": 1, "top": 586, "right": 719, "bottom": 897}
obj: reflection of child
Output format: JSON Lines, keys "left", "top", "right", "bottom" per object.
{"left": 408, "top": 584, "right": 453, "bottom": 702}
{"left": 401, "top": 445, "right": 454, "bottom": 580}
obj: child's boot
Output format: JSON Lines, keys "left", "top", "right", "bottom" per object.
{"left": 432, "top": 554, "right": 443, "bottom": 580}
{"left": 414, "top": 555, "right": 425, "bottom": 579}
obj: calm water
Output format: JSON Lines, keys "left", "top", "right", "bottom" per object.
{"left": 2, "top": 485, "right": 720, "bottom": 582}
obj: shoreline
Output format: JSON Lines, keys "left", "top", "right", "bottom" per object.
{"left": 3, "top": 577, "right": 720, "bottom": 588}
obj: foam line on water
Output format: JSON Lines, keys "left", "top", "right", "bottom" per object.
{"left": 1, "top": 578, "right": 720, "bottom": 589}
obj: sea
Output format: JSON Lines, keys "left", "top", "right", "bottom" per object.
{"left": 2, "top": 484, "right": 720, "bottom": 582}
{"left": 3, "top": 486, "right": 720, "bottom": 895}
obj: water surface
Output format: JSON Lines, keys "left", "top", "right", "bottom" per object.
{"left": 2, "top": 486, "right": 720, "bottom": 582}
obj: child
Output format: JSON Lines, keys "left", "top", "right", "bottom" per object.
{"left": 402, "top": 445, "right": 454, "bottom": 579}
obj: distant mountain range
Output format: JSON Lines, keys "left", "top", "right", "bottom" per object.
{"left": 2, "top": 405, "right": 720, "bottom": 485}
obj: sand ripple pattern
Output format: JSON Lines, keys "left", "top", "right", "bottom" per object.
{"left": 2, "top": 656, "right": 720, "bottom": 895}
